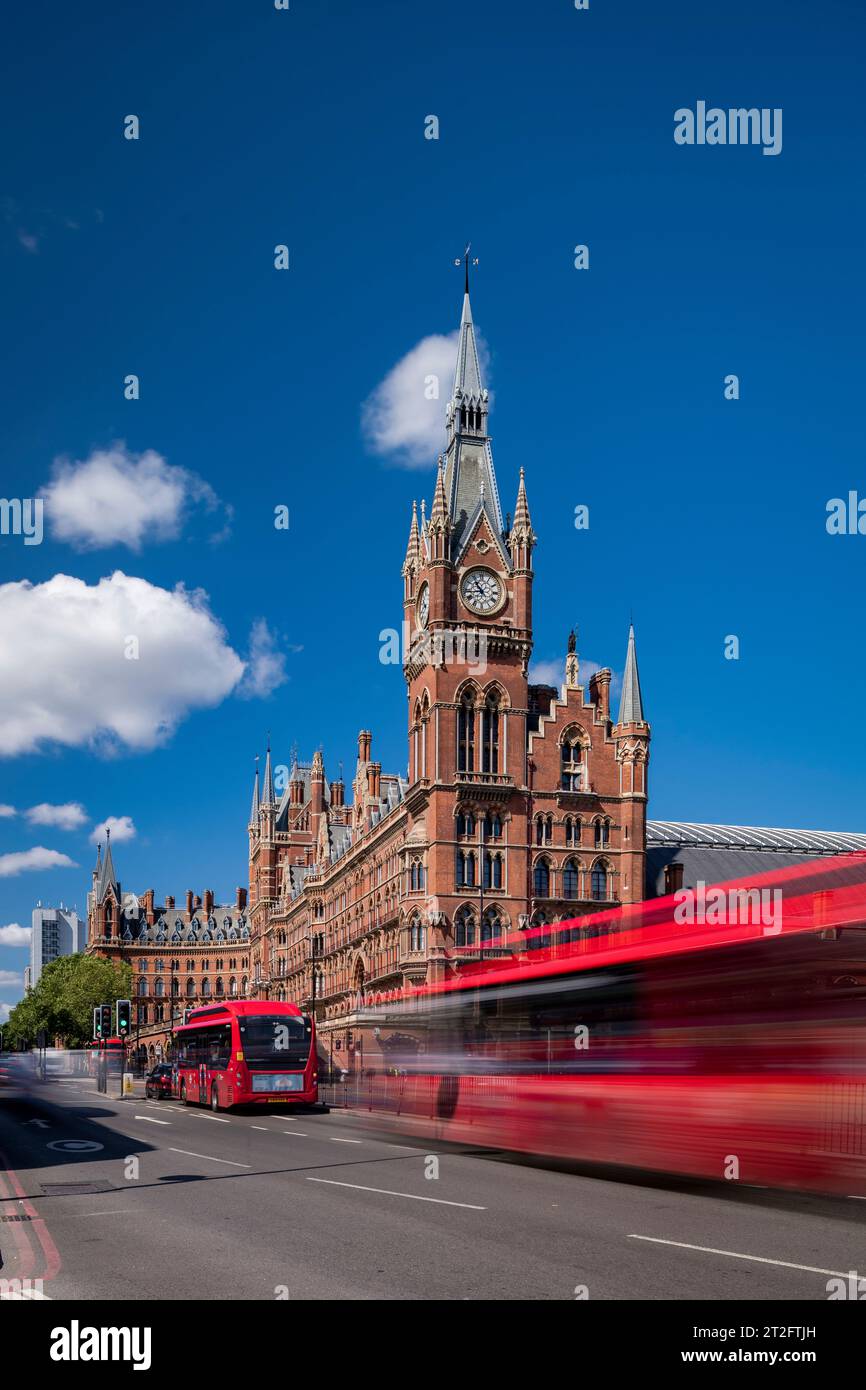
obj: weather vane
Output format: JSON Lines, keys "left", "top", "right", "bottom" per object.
{"left": 454, "top": 243, "right": 479, "bottom": 293}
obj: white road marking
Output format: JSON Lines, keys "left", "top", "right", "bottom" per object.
{"left": 330, "top": 1138, "right": 362, "bottom": 1144}
{"left": 134, "top": 1115, "right": 171, "bottom": 1126}
{"left": 64, "top": 1210, "right": 135, "bottom": 1219}
{"left": 282, "top": 1131, "right": 309, "bottom": 1137}
{"left": 306, "top": 1177, "right": 486, "bottom": 1209}
{"left": 251, "top": 1126, "right": 270, "bottom": 1131}
{"left": 628, "top": 1235, "right": 850, "bottom": 1277}
{"left": 0, "top": 1287, "right": 52, "bottom": 1300}
{"left": 168, "top": 1147, "right": 250, "bottom": 1168}
{"left": 198, "top": 1114, "right": 230, "bottom": 1123}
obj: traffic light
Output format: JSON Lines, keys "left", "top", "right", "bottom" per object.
{"left": 116, "top": 999, "right": 131, "bottom": 1037}
{"left": 100, "top": 1004, "right": 112, "bottom": 1038}
{"left": 93, "top": 1006, "right": 102, "bottom": 1040}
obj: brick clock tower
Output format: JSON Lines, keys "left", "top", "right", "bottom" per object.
{"left": 246, "top": 268, "right": 650, "bottom": 1034}
{"left": 399, "top": 264, "right": 650, "bottom": 962}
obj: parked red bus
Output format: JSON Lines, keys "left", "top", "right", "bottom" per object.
{"left": 359, "top": 855, "right": 866, "bottom": 1197}
{"left": 173, "top": 1000, "right": 317, "bottom": 1111}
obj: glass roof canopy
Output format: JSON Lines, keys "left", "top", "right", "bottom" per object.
{"left": 646, "top": 821, "right": 866, "bottom": 856}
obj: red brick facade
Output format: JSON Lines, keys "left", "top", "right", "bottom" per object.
{"left": 248, "top": 283, "right": 650, "bottom": 1073}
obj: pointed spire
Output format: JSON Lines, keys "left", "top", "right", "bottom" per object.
{"left": 96, "top": 826, "right": 118, "bottom": 903}
{"left": 617, "top": 624, "right": 645, "bottom": 724}
{"left": 453, "top": 285, "right": 484, "bottom": 402}
{"left": 510, "top": 467, "right": 536, "bottom": 552}
{"left": 430, "top": 457, "right": 449, "bottom": 530}
{"left": 444, "top": 275, "right": 504, "bottom": 560}
{"left": 402, "top": 501, "right": 420, "bottom": 572}
{"left": 262, "top": 739, "right": 275, "bottom": 806}
{"left": 250, "top": 755, "right": 260, "bottom": 822}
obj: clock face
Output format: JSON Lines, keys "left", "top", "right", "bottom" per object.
{"left": 416, "top": 582, "right": 430, "bottom": 629}
{"left": 461, "top": 567, "right": 502, "bottom": 614}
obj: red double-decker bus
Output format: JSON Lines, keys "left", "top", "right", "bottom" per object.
{"left": 173, "top": 1001, "right": 317, "bottom": 1111}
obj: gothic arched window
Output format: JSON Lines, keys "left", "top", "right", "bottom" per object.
{"left": 482, "top": 691, "right": 500, "bottom": 774}
{"left": 561, "top": 732, "right": 585, "bottom": 791}
{"left": 409, "top": 917, "right": 425, "bottom": 952}
{"left": 483, "top": 851, "right": 503, "bottom": 891}
{"left": 456, "top": 851, "right": 476, "bottom": 888}
{"left": 457, "top": 690, "right": 475, "bottom": 773}
{"left": 534, "top": 858, "right": 551, "bottom": 898}
{"left": 481, "top": 908, "right": 503, "bottom": 943}
{"left": 563, "top": 859, "right": 580, "bottom": 900}
{"left": 485, "top": 813, "right": 502, "bottom": 839}
{"left": 454, "top": 908, "right": 476, "bottom": 947}
{"left": 594, "top": 817, "right": 610, "bottom": 849}
{"left": 591, "top": 863, "right": 609, "bottom": 901}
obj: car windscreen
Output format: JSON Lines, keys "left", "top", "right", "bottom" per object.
{"left": 238, "top": 1013, "right": 311, "bottom": 1069}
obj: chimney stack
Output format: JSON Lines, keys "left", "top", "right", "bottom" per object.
{"left": 165, "top": 895, "right": 175, "bottom": 911}
{"left": 331, "top": 779, "right": 344, "bottom": 808}
{"left": 588, "top": 668, "right": 612, "bottom": 721}
{"left": 203, "top": 889, "right": 214, "bottom": 919}
{"left": 367, "top": 761, "right": 382, "bottom": 801}
{"left": 236, "top": 886, "right": 247, "bottom": 911}
{"left": 186, "top": 890, "right": 193, "bottom": 915}
{"left": 358, "top": 729, "right": 372, "bottom": 763}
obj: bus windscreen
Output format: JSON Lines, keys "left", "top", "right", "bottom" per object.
{"left": 238, "top": 1013, "right": 311, "bottom": 1068}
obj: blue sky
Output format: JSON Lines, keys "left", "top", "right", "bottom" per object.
{"left": 1, "top": 0, "right": 865, "bottom": 1015}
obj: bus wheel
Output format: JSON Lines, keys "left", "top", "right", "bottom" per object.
{"left": 210, "top": 1085, "right": 220, "bottom": 1113}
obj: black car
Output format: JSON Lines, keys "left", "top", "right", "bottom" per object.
{"left": 144, "top": 1063, "right": 174, "bottom": 1099}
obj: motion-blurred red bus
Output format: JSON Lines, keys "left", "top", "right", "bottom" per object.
{"left": 88, "top": 1037, "right": 126, "bottom": 1075}
{"left": 173, "top": 1000, "right": 317, "bottom": 1111}
{"left": 360, "top": 855, "right": 866, "bottom": 1197}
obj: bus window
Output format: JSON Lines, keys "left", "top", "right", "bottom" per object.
{"left": 237, "top": 1013, "right": 311, "bottom": 1069}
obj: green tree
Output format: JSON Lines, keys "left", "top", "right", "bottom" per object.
{"left": 4, "top": 954, "right": 132, "bottom": 1048}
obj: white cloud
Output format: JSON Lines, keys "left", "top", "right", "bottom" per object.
{"left": 528, "top": 657, "right": 622, "bottom": 699}
{"left": 0, "top": 924, "right": 30, "bottom": 947}
{"left": 362, "top": 329, "right": 490, "bottom": 468}
{"left": 0, "top": 847, "right": 77, "bottom": 878}
{"left": 237, "top": 619, "right": 291, "bottom": 700}
{"left": 25, "top": 802, "right": 87, "bottom": 830}
{"left": 0, "top": 1002, "right": 12, "bottom": 1022}
{"left": 0, "top": 571, "right": 245, "bottom": 756}
{"left": 89, "top": 816, "right": 136, "bottom": 845}
{"left": 528, "top": 659, "right": 563, "bottom": 686}
{"left": 42, "top": 443, "right": 229, "bottom": 551}
{"left": 0, "top": 971, "right": 21, "bottom": 987}
{"left": 0, "top": 805, "right": 15, "bottom": 818}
